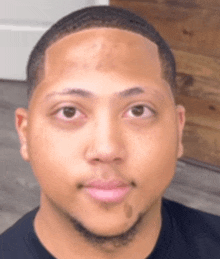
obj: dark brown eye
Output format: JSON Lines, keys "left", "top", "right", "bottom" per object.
{"left": 63, "top": 107, "right": 76, "bottom": 118}
{"left": 125, "top": 105, "right": 154, "bottom": 119}
{"left": 131, "top": 106, "right": 144, "bottom": 116}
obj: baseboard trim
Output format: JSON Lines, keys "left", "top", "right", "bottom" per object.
{"left": 180, "top": 157, "right": 220, "bottom": 173}
{"left": 0, "top": 24, "right": 48, "bottom": 32}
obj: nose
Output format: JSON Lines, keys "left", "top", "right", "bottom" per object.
{"left": 85, "top": 115, "right": 126, "bottom": 164}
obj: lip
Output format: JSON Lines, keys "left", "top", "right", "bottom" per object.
{"left": 85, "top": 180, "right": 129, "bottom": 189}
{"left": 83, "top": 180, "right": 131, "bottom": 203}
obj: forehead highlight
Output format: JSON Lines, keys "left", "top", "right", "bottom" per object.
{"left": 44, "top": 28, "right": 160, "bottom": 76}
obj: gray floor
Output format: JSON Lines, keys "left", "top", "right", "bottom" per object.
{"left": 1, "top": 80, "right": 220, "bottom": 234}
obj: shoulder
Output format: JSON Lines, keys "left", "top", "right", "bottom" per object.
{"left": 0, "top": 207, "right": 39, "bottom": 256}
{"left": 163, "top": 199, "right": 220, "bottom": 258}
{"left": 163, "top": 199, "right": 220, "bottom": 233}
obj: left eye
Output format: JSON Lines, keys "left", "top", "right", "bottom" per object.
{"left": 125, "top": 105, "right": 154, "bottom": 118}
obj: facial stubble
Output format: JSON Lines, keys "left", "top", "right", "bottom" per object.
{"left": 68, "top": 209, "right": 145, "bottom": 250}
{"left": 45, "top": 191, "right": 146, "bottom": 251}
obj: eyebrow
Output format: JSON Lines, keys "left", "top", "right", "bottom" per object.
{"left": 46, "top": 88, "right": 93, "bottom": 99}
{"left": 45, "top": 86, "right": 146, "bottom": 100}
{"left": 117, "top": 87, "right": 145, "bottom": 97}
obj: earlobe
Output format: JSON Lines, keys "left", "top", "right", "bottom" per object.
{"left": 176, "top": 105, "right": 186, "bottom": 158}
{"left": 15, "top": 108, "right": 30, "bottom": 161}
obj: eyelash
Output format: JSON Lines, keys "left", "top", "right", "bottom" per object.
{"left": 124, "top": 105, "right": 155, "bottom": 119}
{"left": 54, "top": 104, "right": 155, "bottom": 121}
{"left": 55, "top": 106, "right": 85, "bottom": 121}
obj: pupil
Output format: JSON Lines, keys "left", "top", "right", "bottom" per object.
{"left": 63, "top": 107, "right": 76, "bottom": 118}
{"left": 132, "top": 106, "right": 144, "bottom": 116}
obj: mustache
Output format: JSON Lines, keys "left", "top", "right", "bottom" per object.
{"left": 76, "top": 165, "right": 137, "bottom": 189}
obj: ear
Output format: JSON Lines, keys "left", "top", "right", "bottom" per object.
{"left": 15, "top": 108, "right": 30, "bottom": 161}
{"left": 176, "top": 105, "right": 186, "bottom": 158}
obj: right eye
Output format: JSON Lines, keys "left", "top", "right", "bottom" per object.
{"left": 55, "top": 106, "right": 84, "bottom": 121}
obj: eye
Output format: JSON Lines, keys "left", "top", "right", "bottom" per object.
{"left": 55, "top": 106, "right": 84, "bottom": 120}
{"left": 125, "top": 105, "right": 154, "bottom": 118}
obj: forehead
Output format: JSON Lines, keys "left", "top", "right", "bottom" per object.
{"left": 45, "top": 27, "right": 161, "bottom": 77}
{"left": 31, "top": 27, "right": 173, "bottom": 104}
{"left": 47, "top": 27, "right": 158, "bottom": 57}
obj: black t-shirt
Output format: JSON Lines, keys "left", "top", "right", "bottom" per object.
{"left": 1, "top": 199, "right": 220, "bottom": 259}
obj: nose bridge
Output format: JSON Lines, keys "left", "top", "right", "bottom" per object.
{"left": 95, "top": 108, "right": 120, "bottom": 148}
{"left": 86, "top": 108, "right": 125, "bottom": 162}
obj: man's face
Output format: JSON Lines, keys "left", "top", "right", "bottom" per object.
{"left": 16, "top": 28, "right": 185, "bottom": 238}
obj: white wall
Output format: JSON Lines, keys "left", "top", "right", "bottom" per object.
{"left": 0, "top": 0, "right": 109, "bottom": 80}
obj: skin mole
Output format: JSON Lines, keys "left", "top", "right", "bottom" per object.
{"left": 124, "top": 203, "right": 133, "bottom": 219}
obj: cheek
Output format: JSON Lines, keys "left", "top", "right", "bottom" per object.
{"left": 128, "top": 122, "right": 178, "bottom": 188}
{"left": 126, "top": 127, "right": 178, "bottom": 211}
{"left": 26, "top": 119, "right": 87, "bottom": 190}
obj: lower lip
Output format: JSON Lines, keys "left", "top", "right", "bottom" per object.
{"left": 85, "top": 186, "right": 131, "bottom": 203}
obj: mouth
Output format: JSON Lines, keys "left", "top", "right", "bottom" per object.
{"left": 83, "top": 180, "right": 132, "bottom": 203}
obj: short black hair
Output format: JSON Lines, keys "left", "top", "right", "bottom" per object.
{"left": 27, "top": 5, "right": 176, "bottom": 100}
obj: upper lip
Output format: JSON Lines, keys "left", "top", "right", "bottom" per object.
{"left": 84, "top": 180, "right": 130, "bottom": 190}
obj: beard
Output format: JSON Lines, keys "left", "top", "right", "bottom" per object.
{"left": 68, "top": 210, "right": 145, "bottom": 250}
{"left": 44, "top": 191, "right": 147, "bottom": 251}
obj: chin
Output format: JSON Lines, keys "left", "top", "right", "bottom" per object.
{"left": 68, "top": 210, "right": 144, "bottom": 246}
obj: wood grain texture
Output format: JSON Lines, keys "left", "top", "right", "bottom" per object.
{"left": 182, "top": 123, "right": 220, "bottom": 166}
{"left": 174, "top": 50, "right": 220, "bottom": 81}
{"left": 112, "top": 0, "right": 220, "bottom": 11}
{"left": 110, "top": 0, "right": 220, "bottom": 58}
{"left": 176, "top": 73, "right": 220, "bottom": 102}
{"left": 176, "top": 95, "right": 220, "bottom": 130}
{"left": 174, "top": 50, "right": 220, "bottom": 102}
{"left": 176, "top": 95, "right": 220, "bottom": 166}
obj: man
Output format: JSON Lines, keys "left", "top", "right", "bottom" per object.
{"left": 1, "top": 5, "right": 220, "bottom": 259}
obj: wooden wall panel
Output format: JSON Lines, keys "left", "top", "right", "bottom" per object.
{"left": 111, "top": 1, "right": 220, "bottom": 58}
{"left": 175, "top": 50, "right": 220, "bottom": 82}
{"left": 114, "top": 0, "right": 220, "bottom": 11}
{"left": 177, "top": 73, "right": 220, "bottom": 102}
{"left": 182, "top": 124, "right": 220, "bottom": 166}
{"left": 174, "top": 50, "right": 220, "bottom": 101}
{"left": 110, "top": 0, "right": 220, "bottom": 166}
{"left": 176, "top": 95, "right": 220, "bottom": 130}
